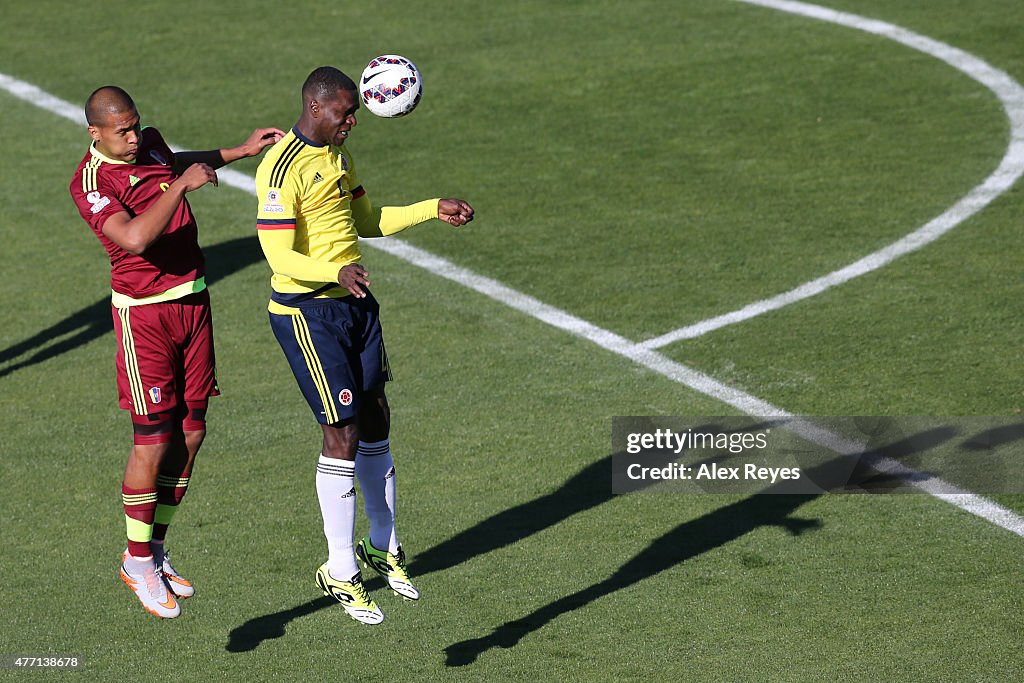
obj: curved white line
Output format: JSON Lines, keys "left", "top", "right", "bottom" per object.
{"left": 642, "top": 0, "right": 1024, "bottom": 349}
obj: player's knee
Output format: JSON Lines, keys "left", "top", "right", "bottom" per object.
{"left": 358, "top": 386, "right": 390, "bottom": 439}
{"left": 132, "top": 410, "right": 175, "bottom": 446}
{"left": 322, "top": 420, "right": 358, "bottom": 460}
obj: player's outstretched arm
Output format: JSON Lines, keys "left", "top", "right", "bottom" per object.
{"left": 353, "top": 196, "right": 475, "bottom": 238}
{"left": 101, "top": 164, "right": 218, "bottom": 255}
{"left": 174, "top": 127, "right": 285, "bottom": 174}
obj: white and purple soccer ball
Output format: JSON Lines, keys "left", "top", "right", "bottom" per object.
{"left": 359, "top": 55, "right": 422, "bottom": 118}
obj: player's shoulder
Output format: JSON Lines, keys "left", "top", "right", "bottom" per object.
{"left": 137, "top": 127, "right": 175, "bottom": 165}
{"left": 337, "top": 142, "right": 356, "bottom": 160}
{"left": 257, "top": 129, "right": 312, "bottom": 187}
{"left": 69, "top": 146, "right": 106, "bottom": 198}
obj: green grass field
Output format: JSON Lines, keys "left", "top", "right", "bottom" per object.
{"left": 2, "top": 0, "right": 1023, "bottom": 680}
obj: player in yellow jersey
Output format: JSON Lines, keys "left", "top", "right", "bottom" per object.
{"left": 255, "top": 66, "right": 473, "bottom": 625}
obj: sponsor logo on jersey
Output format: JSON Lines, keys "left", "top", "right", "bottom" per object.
{"left": 266, "top": 189, "right": 281, "bottom": 203}
{"left": 129, "top": 175, "right": 141, "bottom": 187}
{"left": 312, "top": 172, "right": 324, "bottom": 184}
{"left": 339, "top": 389, "right": 353, "bottom": 406}
{"left": 262, "top": 205, "right": 285, "bottom": 213}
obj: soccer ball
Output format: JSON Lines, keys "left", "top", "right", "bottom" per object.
{"left": 359, "top": 55, "right": 422, "bottom": 118}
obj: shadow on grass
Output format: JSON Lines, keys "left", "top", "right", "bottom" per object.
{"left": 443, "top": 426, "right": 958, "bottom": 666}
{"left": 444, "top": 493, "right": 821, "bottom": 666}
{"left": 0, "top": 235, "right": 261, "bottom": 380}
{"left": 226, "top": 597, "right": 336, "bottom": 653}
{"left": 219, "top": 418, "right": 973, "bottom": 659}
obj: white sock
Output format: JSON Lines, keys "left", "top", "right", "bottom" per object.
{"left": 315, "top": 454, "right": 358, "bottom": 579}
{"left": 125, "top": 553, "right": 155, "bottom": 573}
{"left": 356, "top": 439, "right": 400, "bottom": 553}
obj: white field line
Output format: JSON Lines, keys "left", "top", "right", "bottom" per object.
{"left": 641, "top": 0, "right": 1024, "bottom": 349}
{"left": 4, "top": 2, "right": 1023, "bottom": 538}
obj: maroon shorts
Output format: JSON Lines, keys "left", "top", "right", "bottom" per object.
{"left": 111, "top": 289, "right": 219, "bottom": 416}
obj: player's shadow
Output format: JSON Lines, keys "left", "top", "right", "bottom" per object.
{"left": 962, "top": 422, "right": 1024, "bottom": 451}
{"left": 443, "top": 426, "right": 958, "bottom": 666}
{"left": 0, "top": 235, "right": 262, "bottom": 380}
{"left": 225, "top": 597, "right": 335, "bottom": 653}
{"left": 222, "top": 421, "right": 775, "bottom": 653}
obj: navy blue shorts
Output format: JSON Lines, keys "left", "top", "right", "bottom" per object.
{"left": 269, "top": 290, "right": 391, "bottom": 425}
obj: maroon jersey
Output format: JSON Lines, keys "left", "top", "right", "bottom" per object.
{"left": 69, "top": 127, "right": 205, "bottom": 300}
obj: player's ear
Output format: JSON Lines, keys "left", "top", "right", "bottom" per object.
{"left": 87, "top": 125, "right": 101, "bottom": 143}
{"left": 308, "top": 98, "right": 320, "bottom": 118}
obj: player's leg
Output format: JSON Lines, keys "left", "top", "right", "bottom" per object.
{"left": 151, "top": 403, "right": 207, "bottom": 598}
{"left": 150, "top": 291, "right": 218, "bottom": 598}
{"left": 153, "top": 408, "right": 202, "bottom": 543}
{"left": 351, "top": 310, "right": 419, "bottom": 600}
{"left": 112, "top": 304, "right": 181, "bottom": 618}
{"left": 313, "top": 419, "right": 383, "bottom": 624}
{"left": 318, "top": 420, "right": 359, "bottom": 580}
{"left": 355, "top": 387, "right": 396, "bottom": 552}
{"left": 354, "top": 396, "right": 418, "bottom": 600}
{"left": 123, "top": 414, "right": 175, "bottom": 560}
{"left": 269, "top": 301, "right": 383, "bottom": 624}
{"left": 119, "top": 411, "right": 181, "bottom": 618}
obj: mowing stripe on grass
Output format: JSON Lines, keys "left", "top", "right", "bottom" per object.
{"left": 4, "top": 1, "right": 1023, "bottom": 538}
{"left": 642, "top": 0, "right": 1024, "bottom": 348}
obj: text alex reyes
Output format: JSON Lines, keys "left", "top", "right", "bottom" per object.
{"left": 625, "top": 461, "right": 801, "bottom": 483}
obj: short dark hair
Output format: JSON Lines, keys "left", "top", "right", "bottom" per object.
{"left": 302, "top": 66, "right": 356, "bottom": 102}
{"left": 85, "top": 85, "right": 136, "bottom": 126}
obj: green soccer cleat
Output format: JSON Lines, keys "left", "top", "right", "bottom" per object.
{"left": 356, "top": 537, "right": 420, "bottom": 602}
{"left": 315, "top": 564, "right": 384, "bottom": 625}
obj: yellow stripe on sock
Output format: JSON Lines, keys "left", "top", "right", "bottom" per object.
{"left": 125, "top": 515, "right": 154, "bottom": 543}
{"left": 156, "top": 475, "right": 190, "bottom": 487}
{"left": 122, "top": 493, "right": 159, "bottom": 504}
{"left": 154, "top": 504, "right": 178, "bottom": 526}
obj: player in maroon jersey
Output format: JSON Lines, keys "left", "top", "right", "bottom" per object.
{"left": 69, "top": 85, "right": 283, "bottom": 618}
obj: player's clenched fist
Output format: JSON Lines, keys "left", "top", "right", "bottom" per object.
{"left": 438, "top": 198, "right": 474, "bottom": 227}
{"left": 177, "top": 163, "right": 219, "bottom": 192}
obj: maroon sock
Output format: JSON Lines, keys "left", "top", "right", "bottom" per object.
{"left": 152, "top": 469, "right": 191, "bottom": 541}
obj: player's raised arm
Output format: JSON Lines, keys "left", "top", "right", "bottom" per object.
{"left": 173, "top": 127, "right": 284, "bottom": 173}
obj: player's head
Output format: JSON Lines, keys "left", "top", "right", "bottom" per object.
{"left": 86, "top": 86, "right": 142, "bottom": 162}
{"left": 301, "top": 66, "right": 359, "bottom": 146}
